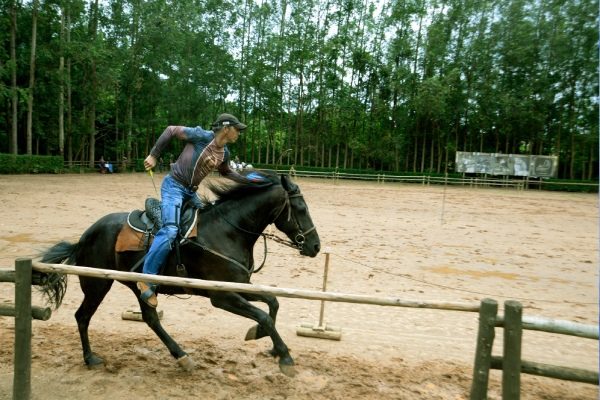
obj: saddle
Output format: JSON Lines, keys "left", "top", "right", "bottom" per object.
{"left": 115, "top": 198, "right": 199, "bottom": 252}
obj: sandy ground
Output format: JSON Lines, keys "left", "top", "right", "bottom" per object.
{"left": 0, "top": 172, "right": 597, "bottom": 399}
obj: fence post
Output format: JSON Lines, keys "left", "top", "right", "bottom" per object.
{"left": 502, "top": 300, "right": 523, "bottom": 400}
{"left": 14, "top": 258, "right": 32, "bottom": 400}
{"left": 470, "top": 298, "right": 498, "bottom": 400}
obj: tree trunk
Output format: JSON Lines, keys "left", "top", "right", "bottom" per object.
{"left": 26, "top": 0, "right": 39, "bottom": 155}
{"left": 87, "top": 0, "right": 99, "bottom": 168}
{"left": 420, "top": 132, "right": 426, "bottom": 173}
{"left": 10, "top": 0, "right": 19, "bottom": 155}
{"left": 127, "top": 96, "right": 133, "bottom": 160}
{"left": 58, "top": 6, "right": 66, "bottom": 157}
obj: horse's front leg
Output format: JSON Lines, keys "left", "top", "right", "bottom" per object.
{"left": 130, "top": 286, "right": 194, "bottom": 371}
{"left": 209, "top": 291, "right": 296, "bottom": 377}
{"left": 241, "top": 292, "right": 279, "bottom": 343}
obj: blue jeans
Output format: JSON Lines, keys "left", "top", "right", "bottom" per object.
{"left": 142, "top": 174, "right": 198, "bottom": 276}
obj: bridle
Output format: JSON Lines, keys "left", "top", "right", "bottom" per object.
{"left": 201, "top": 186, "right": 316, "bottom": 275}
{"left": 267, "top": 191, "right": 316, "bottom": 251}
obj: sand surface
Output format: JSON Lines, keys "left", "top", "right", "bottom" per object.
{"left": 0, "top": 173, "right": 597, "bottom": 399}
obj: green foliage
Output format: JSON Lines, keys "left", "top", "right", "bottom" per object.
{"left": 0, "top": 0, "right": 597, "bottom": 183}
{"left": 0, "top": 154, "right": 63, "bottom": 174}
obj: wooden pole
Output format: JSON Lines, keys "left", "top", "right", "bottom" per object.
{"left": 32, "top": 261, "right": 481, "bottom": 313}
{"left": 317, "top": 252, "right": 330, "bottom": 327}
{"left": 470, "top": 298, "right": 498, "bottom": 400}
{"left": 491, "top": 357, "right": 599, "bottom": 385}
{"left": 0, "top": 304, "right": 52, "bottom": 320}
{"left": 502, "top": 300, "right": 522, "bottom": 400}
{"left": 14, "top": 258, "right": 32, "bottom": 400}
{"left": 0, "top": 269, "right": 46, "bottom": 285}
{"left": 519, "top": 316, "right": 598, "bottom": 339}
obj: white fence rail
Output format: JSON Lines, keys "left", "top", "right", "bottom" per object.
{"left": 269, "top": 168, "right": 599, "bottom": 190}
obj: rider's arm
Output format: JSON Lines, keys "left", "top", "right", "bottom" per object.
{"left": 149, "top": 126, "right": 187, "bottom": 159}
{"left": 217, "top": 153, "right": 266, "bottom": 184}
{"left": 218, "top": 160, "right": 254, "bottom": 184}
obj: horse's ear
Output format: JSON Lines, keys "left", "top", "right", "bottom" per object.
{"left": 280, "top": 174, "right": 296, "bottom": 192}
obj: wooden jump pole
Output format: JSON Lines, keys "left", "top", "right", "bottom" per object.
{"left": 296, "top": 251, "right": 343, "bottom": 340}
{"left": 31, "top": 260, "right": 482, "bottom": 313}
{"left": 14, "top": 258, "right": 32, "bottom": 400}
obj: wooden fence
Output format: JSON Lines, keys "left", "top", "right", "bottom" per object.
{"left": 2, "top": 258, "right": 598, "bottom": 399}
{"left": 274, "top": 168, "right": 600, "bottom": 191}
{"left": 0, "top": 259, "right": 53, "bottom": 400}
{"left": 470, "top": 299, "right": 598, "bottom": 400}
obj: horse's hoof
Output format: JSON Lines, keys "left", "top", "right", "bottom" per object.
{"left": 279, "top": 363, "right": 297, "bottom": 377}
{"left": 177, "top": 355, "right": 195, "bottom": 372}
{"left": 85, "top": 354, "right": 104, "bottom": 369}
{"left": 245, "top": 325, "right": 258, "bottom": 341}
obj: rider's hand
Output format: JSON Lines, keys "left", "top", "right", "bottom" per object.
{"left": 144, "top": 155, "right": 157, "bottom": 171}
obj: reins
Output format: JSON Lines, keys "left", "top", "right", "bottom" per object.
{"left": 194, "top": 188, "right": 316, "bottom": 276}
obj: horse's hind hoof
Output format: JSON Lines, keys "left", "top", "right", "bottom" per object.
{"left": 245, "top": 325, "right": 258, "bottom": 341}
{"left": 85, "top": 354, "right": 104, "bottom": 369}
{"left": 176, "top": 355, "right": 195, "bottom": 372}
{"left": 279, "top": 364, "right": 297, "bottom": 377}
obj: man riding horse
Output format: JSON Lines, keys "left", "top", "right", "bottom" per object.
{"left": 138, "top": 113, "right": 266, "bottom": 308}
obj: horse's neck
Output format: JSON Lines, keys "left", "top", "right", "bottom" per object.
{"left": 228, "top": 190, "right": 283, "bottom": 235}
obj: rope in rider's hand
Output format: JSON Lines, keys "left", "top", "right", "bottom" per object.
{"left": 144, "top": 154, "right": 159, "bottom": 197}
{"left": 148, "top": 169, "right": 159, "bottom": 197}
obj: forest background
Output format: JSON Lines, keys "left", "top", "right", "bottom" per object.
{"left": 1, "top": 0, "right": 598, "bottom": 179}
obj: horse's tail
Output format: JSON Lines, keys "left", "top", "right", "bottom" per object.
{"left": 38, "top": 241, "right": 78, "bottom": 309}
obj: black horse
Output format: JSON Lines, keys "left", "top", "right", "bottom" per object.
{"left": 40, "top": 172, "right": 320, "bottom": 376}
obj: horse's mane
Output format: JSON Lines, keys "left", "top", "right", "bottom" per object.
{"left": 202, "top": 170, "right": 278, "bottom": 205}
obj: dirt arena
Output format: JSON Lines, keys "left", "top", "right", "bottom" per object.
{"left": 0, "top": 172, "right": 597, "bottom": 399}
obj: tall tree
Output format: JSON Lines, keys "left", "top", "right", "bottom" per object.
{"left": 25, "top": 0, "right": 39, "bottom": 155}
{"left": 9, "top": 0, "right": 20, "bottom": 154}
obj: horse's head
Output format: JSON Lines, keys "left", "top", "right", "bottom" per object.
{"left": 205, "top": 172, "right": 320, "bottom": 257}
{"left": 272, "top": 175, "right": 321, "bottom": 257}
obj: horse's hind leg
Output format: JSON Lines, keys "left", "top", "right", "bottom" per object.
{"left": 209, "top": 291, "right": 295, "bottom": 376}
{"left": 75, "top": 277, "right": 114, "bottom": 367}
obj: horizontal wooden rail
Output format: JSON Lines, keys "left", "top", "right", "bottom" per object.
{"left": 496, "top": 315, "right": 599, "bottom": 339}
{"left": 0, "top": 269, "right": 48, "bottom": 285}
{"left": 0, "top": 304, "right": 52, "bottom": 321}
{"left": 491, "top": 356, "right": 598, "bottom": 385}
{"left": 31, "top": 260, "right": 481, "bottom": 313}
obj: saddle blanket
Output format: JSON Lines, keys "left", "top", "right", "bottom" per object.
{"left": 115, "top": 210, "right": 199, "bottom": 252}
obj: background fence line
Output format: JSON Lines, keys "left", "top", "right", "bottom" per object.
{"left": 272, "top": 168, "right": 599, "bottom": 191}
{"left": 60, "top": 161, "right": 599, "bottom": 191}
